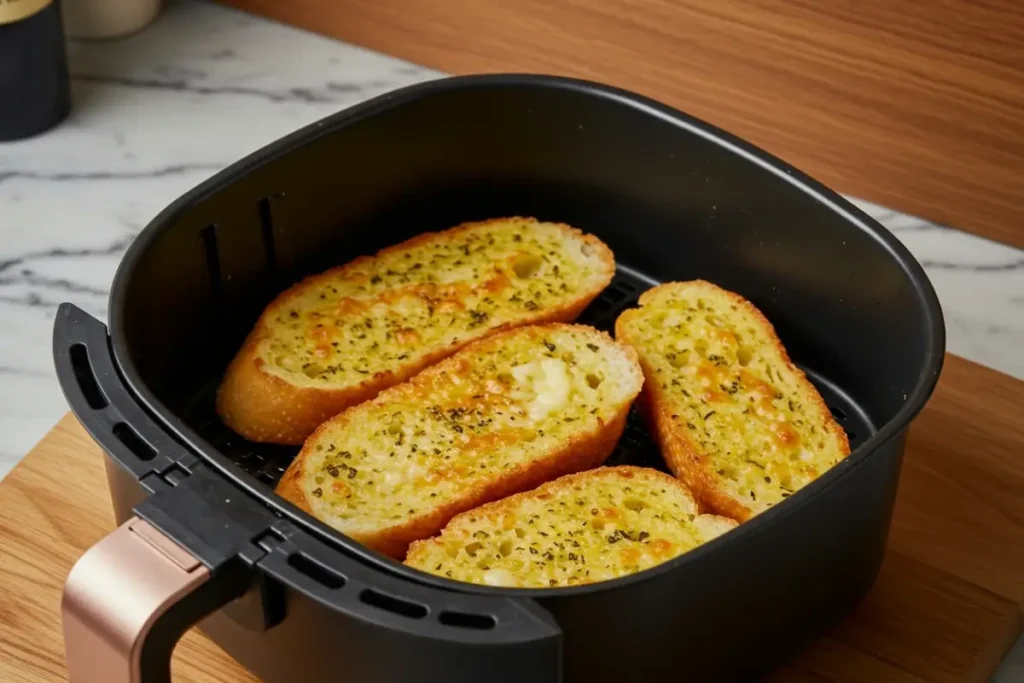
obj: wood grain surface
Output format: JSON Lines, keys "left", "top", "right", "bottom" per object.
{"left": 218, "top": 0, "right": 1024, "bottom": 249}
{"left": 0, "top": 414, "right": 259, "bottom": 683}
{"left": 1, "top": 354, "right": 1024, "bottom": 682}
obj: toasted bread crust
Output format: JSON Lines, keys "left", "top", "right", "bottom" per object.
{"left": 217, "top": 217, "right": 615, "bottom": 445}
{"left": 276, "top": 323, "right": 642, "bottom": 559}
{"left": 616, "top": 281, "right": 850, "bottom": 522}
{"left": 635, "top": 383, "right": 753, "bottom": 521}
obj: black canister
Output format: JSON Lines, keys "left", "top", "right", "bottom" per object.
{"left": 0, "top": 0, "right": 71, "bottom": 141}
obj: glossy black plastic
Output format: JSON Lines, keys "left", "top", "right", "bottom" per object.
{"left": 54, "top": 74, "right": 944, "bottom": 682}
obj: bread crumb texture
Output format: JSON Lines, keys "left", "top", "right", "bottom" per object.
{"left": 281, "top": 324, "right": 642, "bottom": 555}
{"left": 406, "top": 466, "right": 736, "bottom": 588}
{"left": 257, "top": 218, "right": 613, "bottom": 387}
{"left": 616, "top": 280, "right": 849, "bottom": 518}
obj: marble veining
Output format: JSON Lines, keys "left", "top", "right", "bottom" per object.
{"left": 1, "top": 0, "right": 1023, "bottom": 679}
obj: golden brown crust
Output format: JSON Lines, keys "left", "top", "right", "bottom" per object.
{"left": 216, "top": 217, "right": 615, "bottom": 445}
{"left": 274, "top": 464, "right": 314, "bottom": 515}
{"left": 216, "top": 328, "right": 488, "bottom": 446}
{"left": 275, "top": 323, "right": 642, "bottom": 559}
{"left": 616, "top": 281, "right": 850, "bottom": 522}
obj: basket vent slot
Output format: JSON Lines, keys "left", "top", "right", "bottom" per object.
{"left": 70, "top": 343, "right": 107, "bottom": 410}
{"left": 113, "top": 422, "right": 156, "bottom": 462}
{"left": 577, "top": 270, "right": 642, "bottom": 327}
{"left": 258, "top": 196, "right": 277, "bottom": 272}
{"left": 359, "top": 589, "right": 427, "bottom": 619}
{"left": 439, "top": 610, "right": 496, "bottom": 630}
{"left": 256, "top": 471, "right": 279, "bottom": 486}
{"left": 287, "top": 552, "right": 346, "bottom": 589}
{"left": 200, "top": 224, "right": 222, "bottom": 303}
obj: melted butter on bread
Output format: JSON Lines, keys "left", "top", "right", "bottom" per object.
{"left": 258, "top": 218, "right": 612, "bottom": 387}
{"left": 511, "top": 357, "right": 573, "bottom": 421}
{"left": 217, "top": 217, "right": 615, "bottom": 445}
{"left": 615, "top": 280, "right": 850, "bottom": 520}
{"left": 276, "top": 324, "right": 643, "bottom": 558}
{"left": 406, "top": 466, "right": 736, "bottom": 588}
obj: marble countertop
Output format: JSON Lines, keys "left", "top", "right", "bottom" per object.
{"left": 1, "top": 0, "right": 1022, "bottom": 676}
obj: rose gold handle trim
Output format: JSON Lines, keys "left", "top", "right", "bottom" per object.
{"left": 62, "top": 516, "right": 210, "bottom": 682}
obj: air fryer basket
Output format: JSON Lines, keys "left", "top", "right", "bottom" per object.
{"left": 55, "top": 74, "right": 944, "bottom": 683}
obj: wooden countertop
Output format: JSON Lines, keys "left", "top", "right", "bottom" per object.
{"left": 220, "top": 0, "right": 1024, "bottom": 249}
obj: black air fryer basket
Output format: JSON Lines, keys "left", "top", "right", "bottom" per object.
{"left": 55, "top": 75, "right": 944, "bottom": 683}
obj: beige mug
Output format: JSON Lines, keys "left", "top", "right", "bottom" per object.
{"left": 63, "top": 0, "right": 163, "bottom": 39}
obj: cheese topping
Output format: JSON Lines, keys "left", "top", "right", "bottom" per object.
{"left": 511, "top": 357, "right": 573, "bottom": 421}
{"left": 255, "top": 219, "right": 611, "bottom": 387}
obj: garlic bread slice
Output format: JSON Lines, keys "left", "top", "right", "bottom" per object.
{"left": 615, "top": 280, "right": 850, "bottom": 521}
{"left": 406, "top": 466, "right": 736, "bottom": 587}
{"left": 276, "top": 324, "right": 642, "bottom": 558}
{"left": 218, "top": 217, "right": 615, "bottom": 444}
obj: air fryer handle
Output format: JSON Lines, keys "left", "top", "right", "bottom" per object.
{"left": 62, "top": 517, "right": 237, "bottom": 682}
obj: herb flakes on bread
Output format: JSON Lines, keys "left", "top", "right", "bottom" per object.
{"left": 276, "top": 323, "right": 643, "bottom": 559}
{"left": 406, "top": 466, "right": 736, "bottom": 587}
{"left": 217, "top": 217, "right": 615, "bottom": 444}
{"left": 615, "top": 280, "right": 850, "bottom": 521}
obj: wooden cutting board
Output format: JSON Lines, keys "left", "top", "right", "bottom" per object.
{"left": 218, "top": 0, "right": 1024, "bottom": 249}
{"left": 1, "top": 354, "right": 1023, "bottom": 682}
